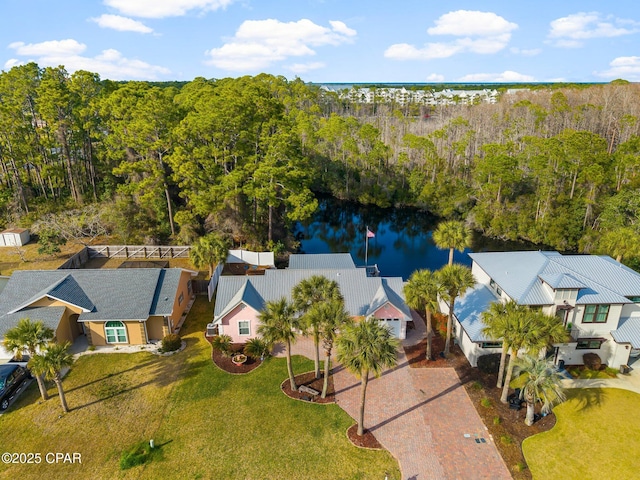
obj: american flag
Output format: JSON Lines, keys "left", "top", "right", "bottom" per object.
{"left": 366, "top": 228, "right": 375, "bottom": 238}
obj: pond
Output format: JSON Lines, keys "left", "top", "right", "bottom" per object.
{"left": 294, "top": 197, "right": 539, "bottom": 280}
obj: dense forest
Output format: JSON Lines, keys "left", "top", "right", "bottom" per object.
{"left": 0, "top": 63, "right": 639, "bottom": 265}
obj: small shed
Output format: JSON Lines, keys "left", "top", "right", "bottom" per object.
{"left": 0, "top": 228, "right": 30, "bottom": 247}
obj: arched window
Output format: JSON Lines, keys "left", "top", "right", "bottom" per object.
{"left": 105, "top": 321, "right": 127, "bottom": 344}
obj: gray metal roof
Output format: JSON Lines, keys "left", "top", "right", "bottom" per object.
{"left": 0, "top": 269, "right": 189, "bottom": 335}
{"left": 469, "top": 251, "right": 640, "bottom": 306}
{"left": 214, "top": 267, "right": 410, "bottom": 322}
{"left": 454, "top": 284, "right": 500, "bottom": 342}
{"left": 611, "top": 316, "right": 640, "bottom": 348}
{"left": 538, "top": 272, "right": 586, "bottom": 290}
{"left": 288, "top": 253, "right": 356, "bottom": 270}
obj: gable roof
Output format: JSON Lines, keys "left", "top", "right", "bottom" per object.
{"left": 611, "top": 316, "right": 640, "bottom": 348}
{"left": 454, "top": 284, "right": 498, "bottom": 342}
{"left": 288, "top": 253, "right": 356, "bottom": 270}
{"left": 214, "top": 265, "right": 410, "bottom": 323}
{"left": 469, "top": 251, "right": 640, "bottom": 306}
{"left": 0, "top": 269, "right": 190, "bottom": 334}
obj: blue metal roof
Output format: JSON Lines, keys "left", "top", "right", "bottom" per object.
{"left": 288, "top": 253, "right": 356, "bottom": 270}
{"left": 454, "top": 284, "right": 500, "bottom": 342}
{"left": 469, "top": 251, "right": 640, "bottom": 306}
{"left": 611, "top": 316, "right": 640, "bottom": 348}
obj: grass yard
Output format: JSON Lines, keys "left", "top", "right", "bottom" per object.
{"left": 523, "top": 388, "right": 639, "bottom": 479}
{"left": 0, "top": 296, "right": 399, "bottom": 479}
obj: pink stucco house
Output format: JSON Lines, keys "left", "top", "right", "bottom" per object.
{"left": 209, "top": 254, "right": 411, "bottom": 343}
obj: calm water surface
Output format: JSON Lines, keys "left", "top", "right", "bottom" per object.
{"left": 295, "top": 198, "right": 538, "bottom": 280}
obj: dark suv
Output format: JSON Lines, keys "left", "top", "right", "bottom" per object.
{"left": 0, "top": 364, "right": 30, "bottom": 411}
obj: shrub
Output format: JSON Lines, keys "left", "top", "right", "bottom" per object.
{"left": 514, "top": 462, "right": 527, "bottom": 472}
{"left": 119, "top": 441, "right": 162, "bottom": 470}
{"left": 433, "top": 313, "right": 448, "bottom": 337}
{"left": 211, "top": 334, "right": 233, "bottom": 357}
{"left": 471, "top": 381, "right": 483, "bottom": 391}
{"left": 477, "top": 353, "right": 503, "bottom": 374}
{"left": 481, "top": 398, "right": 492, "bottom": 408}
{"left": 243, "top": 337, "right": 271, "bottom": 360}
{"left": 161, "top": 333, "right": 182, "bottom": 352}
{"left": 493, "top": 416, "right": 502, "bottom": 425}
{"left": 583, "top": 352, "right": 602, "bottom": 370}
{"left": 501, "top": 435, "right": 513, "bottom": 445}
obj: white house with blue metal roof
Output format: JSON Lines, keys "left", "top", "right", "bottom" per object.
{"left": 210, "top": 254, "right": 411, "bottom": 343}
{"left": 450, "top": 251, "right": 640, "bottom": 368}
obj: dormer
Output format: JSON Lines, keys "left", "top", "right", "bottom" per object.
{"left": 538, "top": 272, "right": 585, "bottom": 306}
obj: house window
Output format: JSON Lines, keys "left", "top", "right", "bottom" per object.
{"left": 490, "top": 279, "right": 496, "bottom": 288}
{"left": 627, "top": 296, "right": 640, "bottom": 303}
{"left": 496, "top": 286, "right": 502, "bottom": 296}
{"left": 238, "top": 320, "right": 250, "bottom": 336}
{"left": 178, "top": 292, "right": 184, "bottom": 306}
{"left": 582, "top": 305, "right": 609, "bottom": 323}
{"left": 576, "top": 339, "right": 604, "bottom": 350}
{"left": 187, "top": 280, "right": 193, "bottom": 296}
{"left": 481, "top": 342, "right": 502, "bottom": 349}
{"left": 105, "top": 321, "right": 127, "bottom": 344}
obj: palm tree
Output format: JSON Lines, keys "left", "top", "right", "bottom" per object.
{"left": 292, "top": 275, "right": 343, "bottom": 379}
{"left": 404, "top": 269, "right": 444, "bottom": 361}
{"left": 211, "top": 334, "right": 233, "bottom": 357}
{"left": 514, "top": 355, "right": 566, "bottom": 426}
{"left": 306, "top": 299, "right": 351, "bottom": 398}
{"left": 189, "top": 232, "right": 230, "bottom": 278}
{"left": 432, "top": 220, "right": 472, "bottom": 266}
{"left": 437, "top": 264, "right": 475, "bottom": 356}
{"left": 598, "top": 226, "right": 640, "bottom": 263}
{"left": 336, "top": 317, "right": 398, "bottom": 436}
{"left": 499, "top": 309, "right": 568, "bottom": 403}
{"left": 28, "top": 342, "right": 74, "bottom": 413}
{"left": 243, "top": 337, "right": 272, "bottom": 360}
{"left": 258, "top": 298, "right": 301, "bottom": 391}
{"left": 481, "top": 300, "right": 520, "bottom": 388}
{"left": 3, "top": 318, "right": 54, "bottom": 401}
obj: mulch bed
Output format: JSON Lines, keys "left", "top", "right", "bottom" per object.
{"left": 346, "top": 424, "right": 383, "bottom": 449}
{"left": 281, "top": 371, "right": 335, "bottom": 404}
{"left": 404, "top": 331, "right": 556, "bottom": 479}
{"left": 210, "top": 341, "right": 262, "bottom": 374}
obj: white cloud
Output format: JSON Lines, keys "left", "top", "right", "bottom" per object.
{"left": 104, "top": 0, "right": 235, "bottom": 18}
{"left": 426, "top": 73, "right": 445, "bottom": 82}
{"left": 427, "top": 10, "right": 518, "bottom": 37}
{"left": 548, "top": 12, "right": 640, "bottom": 47}
{"left": 3, "top": 59, "right": 23, "bottom": 70}
{"left": 384, "top": 42, "right": 462, "bottom": 60}
{"left": 385, "top": 10, "right": 517, "bottom": 61}
{"left": 510, "top": 47, "right": 542, "bottom": 56}
{"left": 205, "top": 18, "right": 356, "bottom": 72}
{"left": 287, "top": 62, "right": 325, "bottom": 74}
{"left": 595, "top": 56, "right": 640, "bottom": 81}
{"left": 91, "top": 14, "right": 153, "bottom": 33}
{"left": 458, "top": 70, "right": 535, "bottom": 82}
{"left": 9, "top": 39, "right": 86, "bottom": 56}
{"left": 8, "top": 40, "right": 170, "bottom": 80}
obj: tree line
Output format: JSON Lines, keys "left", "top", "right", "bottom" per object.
{"left": 1, "top": 64, "right": 638, "bottom": 265}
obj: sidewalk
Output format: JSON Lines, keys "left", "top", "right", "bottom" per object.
{"left": 561, "top": 364, "right": 640, "bottom": 394}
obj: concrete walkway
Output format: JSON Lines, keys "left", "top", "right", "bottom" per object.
{"left": 282, "top": 314, "right": 511, "bottom": 480}
{"left": 561, "top": 362, "right": 640, "bottom": 394}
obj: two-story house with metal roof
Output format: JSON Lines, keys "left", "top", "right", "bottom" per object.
{"left": 450, "top": 251, "right": 640, "bottom": 369}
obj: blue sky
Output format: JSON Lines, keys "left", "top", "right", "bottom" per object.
{"left": 1, "top": 0, "right": 639, "bottom": 82}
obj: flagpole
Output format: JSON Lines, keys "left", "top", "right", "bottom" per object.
{"left": 365, "top": 225, "right": 369, "bottom": 266}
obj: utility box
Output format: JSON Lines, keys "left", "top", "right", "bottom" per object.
{"left": 0, "top": 228, "right": 30, "bottom": 247}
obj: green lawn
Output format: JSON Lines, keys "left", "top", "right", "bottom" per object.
{"left": 523, "top": 388, "right": 640, "bottom": 479}
{"left": 0, "top": 296, "right": 399, "bottom": 479}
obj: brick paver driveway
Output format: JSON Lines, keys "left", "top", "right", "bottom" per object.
{"left": 285, "top": 332, "right": 511, "bottom": 480}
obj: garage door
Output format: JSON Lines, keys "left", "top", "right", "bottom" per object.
{"left": 379, "top": 318, "right": 401, "bottom": 338}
